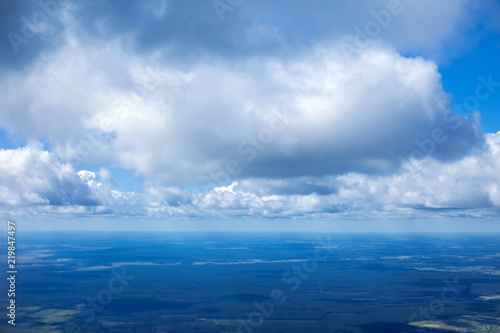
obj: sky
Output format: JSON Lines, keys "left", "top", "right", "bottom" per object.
{"left": 1, "top": 0, "right": 500, "bottom": 231}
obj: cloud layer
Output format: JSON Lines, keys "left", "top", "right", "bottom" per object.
{"left": 1, "top": 133, "right": 499, "bottom": 219}
{"left": 0, "top": 0, "right": 498, "bottom": 221}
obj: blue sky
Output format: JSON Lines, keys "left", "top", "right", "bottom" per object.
{"left": 1, "top": 0, "right": 500, "bottom": 231}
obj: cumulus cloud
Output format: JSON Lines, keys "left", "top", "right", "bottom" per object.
{"left": 0, "top": 0, "right": 498, "bottom": 221}
{"left": 1, "top": 133, "right": 499, "bottom": 219}
{"left": 0, "top": 142, "right": 98, "bottom": 206}
{"left": 142, "top": 132, "right": 500, "bottom": 219}
{"left": 0, "top": 142, "right": 144, "bottom": 217}
{"left": 0, "top": 37, "right": 483, "bottom": 186}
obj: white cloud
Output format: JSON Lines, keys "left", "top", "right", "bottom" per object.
{"left": 0, "top": 133, "right": 499, "bottom": 219}
{"left": 0, "top": 142, "right": 144, "bottom": 217}
{"left": 140, "top": 132, "right": 500, "bottom": 219}
{"left": 0, "top": 142, "right": 94, "bottom": 206}
{"left": 0, "top": 1, "right": 498, "bottom": 221}
{"left": 0, "top": 36, "right": 481, "bottom": 186}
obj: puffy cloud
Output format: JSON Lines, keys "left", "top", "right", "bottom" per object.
{"left": 0, "top": 37, "right": 483, "bottom": 186}
{"left": 140, "top": 132, "right": 500, "bottom": 219}
{"left": 1, "top": 133, "right": 499, "bottom": 219}
{"left": 0, "top": 142, "right": 144, "bottom": 217}
{"left": 373, "top": 132, "right": 500, "bottom": 211}
{"left": 0, "top": 142, "right": 97, "bottom": 206}
{"left": 0, "top": 0, "right": 498, "bottom": 221}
